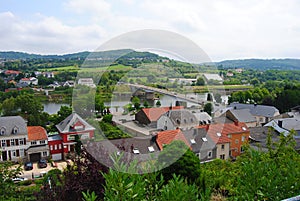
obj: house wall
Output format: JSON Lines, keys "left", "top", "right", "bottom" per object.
{"left": 216, "top": 143, "right": 230, "bottom": 160}
{"left": 135, "top": 111, "right": 151, "bottom": 125}
{"left": 228, "top": 132, "right": 249, "bottom": 158}
{"left": 48, "top": 140, "right": 63, "bottom": 155}
{"left": 0, "top": 135, "right": 29, "bottom": 162}
{"left": 157, "top": 116, "right": 176, "bottom": 131}
{"left": 245, "top": 122, "right": 257, "bottom": 128}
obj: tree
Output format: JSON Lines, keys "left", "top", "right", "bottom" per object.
{"left": 143, "top": 101, "right": 149, "bottom": 108}
{"left": 156, "top": 100, "right": 161, "bottom": 107}
{"left": 74, "top": 135, "right": 82, "bottom": 155}
{"left": 0, "top": 161, "right": 22, "bottom": 200}
{"left": 207, "top": 93, "right": 213, "bottom": 101}
{"left": 158, "top": 140, "right": 201, "bottom": 183}
{"left": 131, "top": 96, "right": 140, "bottom": 110}
{"left": 203, "top": 103, "right": 213, "bottom": 116}
{"left": 196, "top": 77, "right": 205, "bottom": 86}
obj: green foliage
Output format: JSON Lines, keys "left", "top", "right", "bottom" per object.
{"left": 82, "top": 190, "right": 98, "bottom": 201}
{"left": 195, "top": 77, "right": 205, "bottom": 86}
{"left": 99, "top": 121, "right": 131, "bottom": 139}
{"left": 214, "top": 93, "right": 222, "bottom": 103}
{"left": 203, "top": 102, "right": 213, "bottom": 116}
{"left": 158, "top": 141, "right": 201, "bottom": 183}
{"left": 156, "top": 100, "right": 161, "bottom": 107}
{"left": 131, "top": 96, "right": 141, "bottom": 110}
{"left": 102, "top": 114, "right": 113, "bottom": 123}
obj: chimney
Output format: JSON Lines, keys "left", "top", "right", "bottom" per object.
{"left": 234, "top": 120, "right": 239, "bottom": 126}
{"left": 278, "top": 120, "right": 283, "bottom": 128}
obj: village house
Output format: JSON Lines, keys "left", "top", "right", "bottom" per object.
{"left": 48, "top": 134, "right": 63, "bottom": 161}
{"left": 56, "top": 112, "right": 95, "bottom": 158}
{"left": 77, "top": 78, "right": 96, "bottom": 88}
{"left": 198, "top": 122, "right": 250, "bottom": 159}
{"left": 135, "top": 106, "right": 183, "bottom": 128}
{"left": 26, "top": 126, "right": 49, "bottom": 162}
{"left": 19, "top": 77, "right": 38, "bottom": 86}
{"left": 182, "top": 128, "right": 217, "bottom": 163}
{"left": 156, "top": 129, "right": 191, "bottom": 150}
{"left": 222, "top": 108, "right": 257, "bottom": 127}
{"left": 228, "top": 103, "right": 280, "bottom": 126}
{"left": 0, "top": 116, "right": 28, "bottom": 162}
{"left": 157, "top": 109, "right": 198, "bottom": 131}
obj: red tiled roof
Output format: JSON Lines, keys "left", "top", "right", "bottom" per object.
{"left": 5, "top": 70, "right": 21, "bottom": 75}
{"left": 142, "top": 106, "right": 183, "bottom": 122}
{"left": 27, "top": 126, "right": 47, "bottom": 141}
{"left": 156, "top": 129, "right": 191, "bottom": 150}
{"left": 197, "top": 122, "right": 249, "bottom": 144}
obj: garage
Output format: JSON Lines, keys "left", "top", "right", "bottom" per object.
{"left": 29, "top": 153, "right": 41, "bottom": 162}
{"left": 52, "top": 153, "right": 62, "bottom": 161}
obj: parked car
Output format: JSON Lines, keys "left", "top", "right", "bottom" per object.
{"left": 24, "top": 162, "right": 33, "bottom": 171}
{"left": 38, "top": 159, "right": 47, "bottom": 168}
{"left": 12, "top": 177, "right": 28, "bottom": 183}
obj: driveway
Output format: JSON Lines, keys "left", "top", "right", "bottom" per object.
{"left": 20, "top": 161, "right": 69, "bottom": 179}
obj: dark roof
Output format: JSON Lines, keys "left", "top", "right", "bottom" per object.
{"left": 56, "top": 113, "right": 95, "bottom": 133}
{"left": 229, "top": 102, "right": 279, "bottom": 118}
{"left": 0, "top": 116, "right": 27, "bottom": 136}
{"left": 162, "top": 109, "right": 198, "bottom": 127}
{"left": 227, "top": 109, "right": 256, "bottom": 123}
{"left": 182, "top": 128, "right": 215, "bottom": 153}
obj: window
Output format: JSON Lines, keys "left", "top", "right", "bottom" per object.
{"left": 40, "top": 140, "right": 45, "bottom": 144}
{"left": 176, "top": 119, "right": 181, "bottom": 124}
{"left": 208, "top": 151, "right": 212, "bottom": 158}
{"left": 12, "top": 127, "right": 18, "bottom": 134}
{"left": 242, "top": 127, "right": 247, "bottom": 131}
{"left": 42, "top": 151, "right": 47, "bottom": 157}
{"left": 12, "top": 150, "right": 16, "bottom": 157}
{"left": 148, "top": 146, "right": 155, "bottom": 152}
{"left": 19, "top": 138, "right": 24, "bottom": 145}
{"left": 221, "top": 144, "right": 225, "bottom": 150}
{"left": 50, "top": 145, "right": 53, "bottom": 151}
{"left": 190, "top": 139, "right": 196, "bottom": 144}
{"left": 1, "top": 140, "right": 6, "bottom": 147}
{"left": 183, "top": 119, "right": 187, "bottom": 124}
{"left": 133, "top": 148, "right": 140, "bottom": 154}
{"left": 58, "top": 144, "right": 62, "bottom": 149}
{"left": 216, "top": 132, "right": 221, "bottom": 137}
{"left": 54, "top": 145, "right": 57, "bottom": 150}
{"left": 259, "top": 117, "right": 264, "bottom": 122}
{"left": 220, "top": 154, "right": 225, "bottom": 160}
{"left": 202, "top": 137, "right": 208, "bottom": 142}
{"left": 242, "top": 136, "right": 245, "bottom": 142}
{"left": 235, "top": 139, "right": 239, "bottom": 144}
{"left": 10, "top": 139, "right": 15, "bottom": 146}
{"left": 31, "top": 141, "right": 37, "bottom": 145}
{"left": 0, "top": 128, "right": 5, "bottom": 135}
{"left": 191, "top": 118, "right": 194, "bottom": 123}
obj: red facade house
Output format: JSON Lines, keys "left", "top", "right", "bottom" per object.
{"left": 55, "top": 113, "right": 95, "bottom": 157}
{"left": 48, "top": 134, "right": 63, "bottom": 161}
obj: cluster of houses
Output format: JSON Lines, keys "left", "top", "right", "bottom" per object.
{"left": 0, "top": 113, "right": 95, "bottom": 162}
{"left": 1, "top": 101, "right": 299, "bottom": 164}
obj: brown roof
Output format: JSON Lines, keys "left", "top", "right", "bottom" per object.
{"left": 27, "top": 126, "right": 47, "bottom": 141}
{"left": 141, "top": 106, "right": 183, "bottom": 122}
{"left": 156, "top": 129, "right": 191, "bottom": 150}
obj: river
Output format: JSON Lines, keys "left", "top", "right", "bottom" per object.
{"left": 43, "top": 103, "right": 70, "bottom": 114}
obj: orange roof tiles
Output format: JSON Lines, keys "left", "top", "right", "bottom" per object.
{"left": 197, "top": 122, "right": 249, "bottom": 144}
{"left": 156, "top": 129, "right": 191, "bottom": 150}
{"left": 27, "top": 126, "right": 47, "bottom": 141}
{"left": 142, "top": 106, "right": 183, "bottom": 121}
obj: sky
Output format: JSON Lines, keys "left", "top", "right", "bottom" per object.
{"left": 0, "top": 0, "right": 300, "bottom": 61}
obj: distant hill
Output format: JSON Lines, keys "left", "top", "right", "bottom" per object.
{"left": 0, "top": 49, "right": 160, "bottom": 61}
{"left": 217, "top": 59, "right": 300, "bottom": 70}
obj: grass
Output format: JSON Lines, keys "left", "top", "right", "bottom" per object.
{"left": 38, "top": 65, "right": 79, "bottom": 71}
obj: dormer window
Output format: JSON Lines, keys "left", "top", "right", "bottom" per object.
{"left": 12, "top": 127, "right": 18, "bottom": 134}
{"left": 148, "top": 146, "right": 155, "bottom": 152}
{"left": 176, "top": 119, "right": 181, "bottom": 124}
{"left": 202, "top": 137, "right": 208, "bottom": 142}
{"left": 216, "top": 132, "right": 221, "bottom": 137}
{"left": 190, "top": 139, "right": 196, "bottom": 144}
{"left": 133, "top": 148, "right": 140, "bottom": 154}
{"left": 0, "top": 128, "right": 6, "bottom": 135}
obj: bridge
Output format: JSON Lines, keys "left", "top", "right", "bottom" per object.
{"left": 126, "top": 83, "right": 206, "bottom": 106}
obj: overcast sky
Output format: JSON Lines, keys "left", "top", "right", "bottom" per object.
{"left": 0, "top": 0, "right": 299, "bottom": 61}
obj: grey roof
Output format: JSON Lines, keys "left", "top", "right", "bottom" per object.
{"left": 229, "top": 102, "right": 279, "bottom": 118}
{"left": 194, "top": 112, "right": 212, "bottom": 123}
{"left": 228, "top": 109, "right": 256, "bottom": 123}
{"left": 56, "top": 113, "right": 95, "bottom": 133}
{"left": 163, "top": 109, "right": 198, "bottom": 127}
{"left": 0, "top": 116, "right": 27, "bottom": 136}
{"left": 48, "top": 134, "right": 62, "bottom": 141}
{"left": 182, "top": 128, "right": 215, "bottom": 153}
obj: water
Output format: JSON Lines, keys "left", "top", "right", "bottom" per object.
{"left": 43, "top": 103, "right": 70, "bottom": 114}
